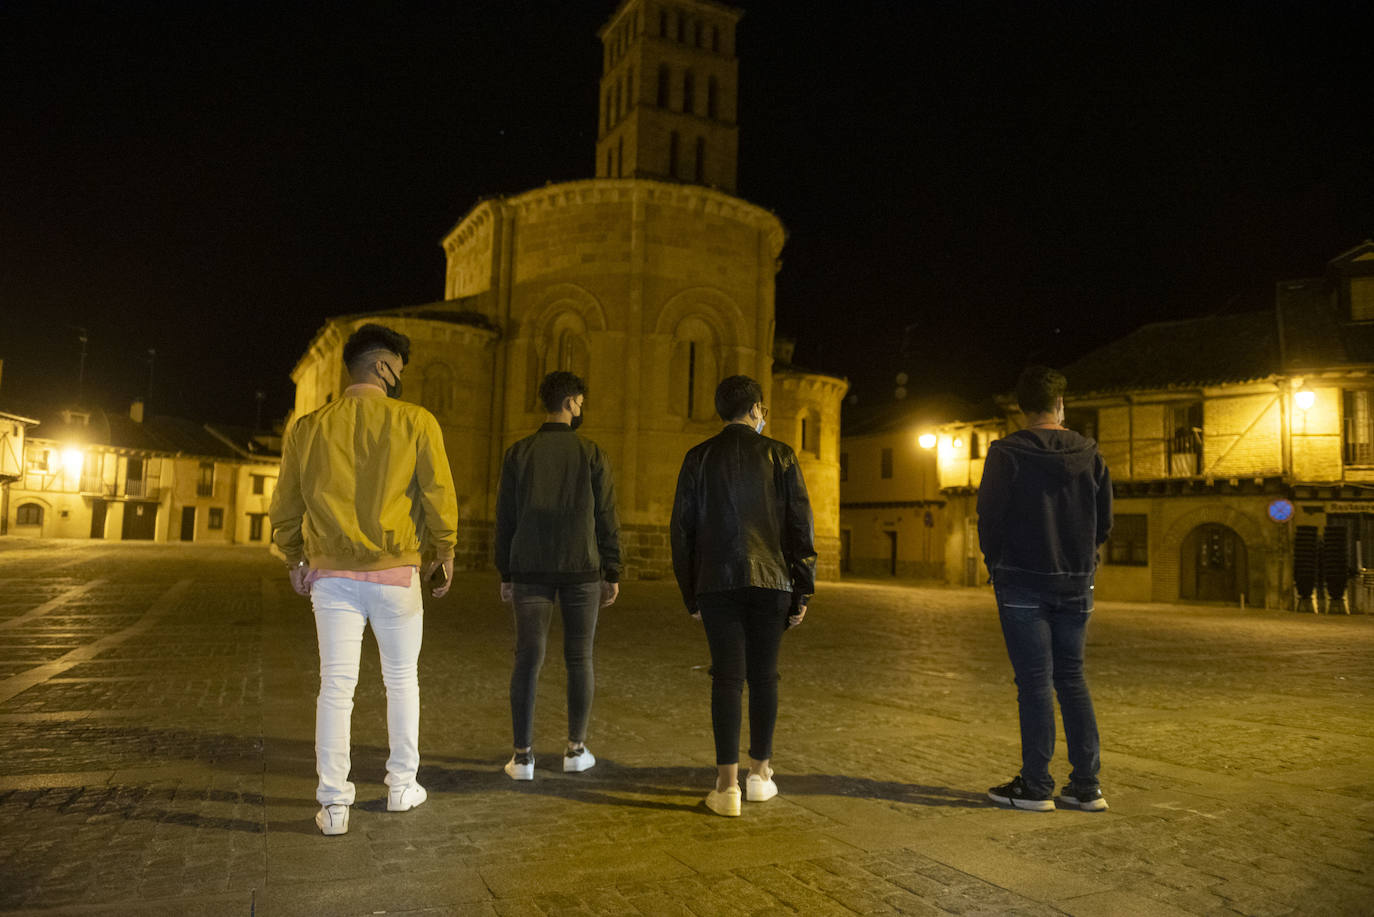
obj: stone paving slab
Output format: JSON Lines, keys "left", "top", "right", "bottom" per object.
{"left": 0, "top": 542, "right": 1371, "bottom": 915}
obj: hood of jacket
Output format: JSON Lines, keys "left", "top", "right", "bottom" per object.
{"left": 995, "top": 428, "right": 1100, "bottom": 479}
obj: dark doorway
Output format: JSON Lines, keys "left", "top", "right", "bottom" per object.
{"left": 1180, "top": 523, "right": 1247, "bottom": 603}
{"left": 885, "top": 530, "right": 898, "bottom": 576}
{"left": 840, "top": 530, "right": 851, "bottom": 574}
{"left": 121, "top": 501, "right": 158, "bottom": 540}
{"left": 89, "top": 500, "right": 107, "bottom": 539}
{"left": 180, "top": 506, "right": 196, "bottom": 541}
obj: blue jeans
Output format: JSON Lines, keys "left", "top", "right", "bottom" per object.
{"left": 510, "top": 582, "right": 601, "bottom": 749}
{"left": 995, "top": 581, "right": 1101, "bottom": 796}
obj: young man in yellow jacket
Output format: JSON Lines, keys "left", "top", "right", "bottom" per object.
{"left": 270, "top": 323, "right": 458, "bottom": 836}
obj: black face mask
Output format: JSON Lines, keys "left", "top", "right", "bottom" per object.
{"left": 381, "top": 364, "right": 403, "bottom": 399}
{"left": 569, "top": 406, "right": 584, "bottom": 431}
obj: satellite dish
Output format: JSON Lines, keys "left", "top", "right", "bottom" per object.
{"left": 895, "top": 372, "right": 909, "bottom": 386}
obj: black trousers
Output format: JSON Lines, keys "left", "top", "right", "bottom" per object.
{"left": 697, "top": 587, "right": 790, "bottom": 765}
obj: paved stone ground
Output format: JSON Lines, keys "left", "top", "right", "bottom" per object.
{"left": 0, "top": 540, "right": 1370, "bottom": 916}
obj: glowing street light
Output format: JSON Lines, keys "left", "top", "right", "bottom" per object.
{"left": 918, "top": 432, "right": 936, "bottom": 449}
{"left": 61, "top": 447, "right": 84, "bottom": 476}
{"left": 1294, "top": 389, "right": 1315, "bottom": 412}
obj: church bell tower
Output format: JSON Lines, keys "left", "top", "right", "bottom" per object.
{"left": 595, "top": 0, "right": 742, "bottom": 194}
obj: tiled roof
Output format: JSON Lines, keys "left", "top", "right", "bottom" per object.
{"left": 1277, "top": 278, "right": 1374, "bottom": 369}
{"left": 841, "top": 394, "right": 982, "bottom": 437}
{"left": 1065, "top": 311, "right": 1279, "bottom": 395}
{"left": 27, "top": 407, "right": 246, "bottom": 459}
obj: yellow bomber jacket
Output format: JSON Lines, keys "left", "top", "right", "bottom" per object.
{"left": 269, "top": 386, "right": 459, "bottom": 571}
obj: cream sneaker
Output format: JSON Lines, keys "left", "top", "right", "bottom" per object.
{"left": 504, "top": 751, "right": 534, "bottom": 781}
{"left": 705, "top": 785, "right": 741, "bottom": 817}
{"left": 746, "top": 771, "right": 778, "bottom": 802}
{"left": 387, "top": 783, "right": 427, "bottom": 812}
{"left": 563, "top": 746, "right": 596, "bottom": 773}
{"left": 315, "top": 803, "right": 349, "bottom": 836}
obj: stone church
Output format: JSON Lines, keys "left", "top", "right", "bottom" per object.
{"left": 286, "top": 0, "right": 848, "bottom": 579}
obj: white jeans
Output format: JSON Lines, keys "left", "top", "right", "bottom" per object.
{"left": 311, "top": 572, "right": 423, "bottom": 806}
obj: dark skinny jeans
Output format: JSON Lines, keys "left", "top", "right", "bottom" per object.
{"left": 697, "top": 587, "right": 790, "bottom": 765}
{"left": 510, "top": 582, "right": 600, "bottom": 749}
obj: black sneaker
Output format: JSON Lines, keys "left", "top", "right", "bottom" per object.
{"left": 1058, "top": 782, "right": 1108, "bottom": 811}
{"left": 987, "top": 776, "right": 1054, "bottom": 811}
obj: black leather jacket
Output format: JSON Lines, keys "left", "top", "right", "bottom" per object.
{"left": 670, "top": 423, "right": 817, "bottom": 612}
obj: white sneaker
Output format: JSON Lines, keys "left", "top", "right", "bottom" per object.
{"left": 705, "top": 785, "right": 741, "bottom": 817}
{"left": 315, "top": 803, "right": 349, "bottom": 836}
{"left": 746, "top": 772, "right": 778, "bottom": 802}
{"left": 563, "top": 747, "right": 596, "bottom": 773}
{"left": 387, "top": 783, "right": 427, "bottom": 812}
{"left": 504, "top": 752, "right": 534, "bottom": 781}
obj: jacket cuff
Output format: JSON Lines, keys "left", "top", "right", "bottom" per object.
{"left": 603, "top": 569, "right": 621, "bottom": 584}
{"left": 791, "top": 592, "right": 811, "bottom": 611}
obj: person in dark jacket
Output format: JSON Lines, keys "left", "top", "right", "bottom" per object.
{"left": 978, "top": 365, "right": 1113, "bottom": 812}
{"left": 670, "top": 374, "right": 816, "bottom": 817}
{"left": 495, "top": 371, "right": 621, "bottom": 780}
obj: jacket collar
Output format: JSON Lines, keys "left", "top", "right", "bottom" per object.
{"left": 539, "top": 422, "right": 574, "bottom": 432}
{"left": 344, "top": 383, "right": 387, "bottom": 398}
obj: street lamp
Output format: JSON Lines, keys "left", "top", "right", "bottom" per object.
{"left": 1295, "top": 389, "right": 1315, "bottom": 412}
{"left": 918, "top": 432, "right": 936, "bottom": 449}
{"left": 61, "top": 447, "right": 83, "bottom": 476}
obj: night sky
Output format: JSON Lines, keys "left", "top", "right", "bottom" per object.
{"left": 3, "top": 0, "right": 1370, "bottom": 428}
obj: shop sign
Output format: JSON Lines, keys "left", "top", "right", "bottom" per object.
{"left": 1327, "top": 501, "right": 1374, "bottom": 515}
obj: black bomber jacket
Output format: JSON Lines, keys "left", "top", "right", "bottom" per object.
{"left": 495, "top": 423, "right": 622, "bottom": 585}
{"left": 669, "top": 423, "right": 817, "bottom": 612}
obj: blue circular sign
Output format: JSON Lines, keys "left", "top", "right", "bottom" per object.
{"left": 1267, "top": 499, "right": 1294, "bottom": 523}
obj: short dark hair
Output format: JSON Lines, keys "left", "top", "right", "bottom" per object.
{"left": 343, "top": 324, "right": 411, "bottom": 373}
{"left": 1016, "top": 365, "right": 1067, "bottom": 415}
{"left": 715, "top": 374, "right": 763, "bottom": 421}
{"left": 539, "top": 371, "right": 586, "bottom": 413}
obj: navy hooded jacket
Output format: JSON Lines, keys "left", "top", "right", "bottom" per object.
{"left": 976, "top": 428, "right": 1113, "bottom": 591}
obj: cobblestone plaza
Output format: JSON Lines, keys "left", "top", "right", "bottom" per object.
{"left": 0, "top": 541, "right": 1370, "bottom": 915}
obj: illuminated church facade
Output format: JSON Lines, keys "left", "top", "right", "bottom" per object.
{"left": 286, "top": 0, "right": 848, "bottom": 578}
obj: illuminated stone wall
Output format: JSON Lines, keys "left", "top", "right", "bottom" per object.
{"left": 771, "top": 369, "right": 848, "bottom": 581}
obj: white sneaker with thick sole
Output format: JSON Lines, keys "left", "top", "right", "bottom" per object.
{"left": 504, "top": 753, "right": 534, "bottom": 781}
{"left": 746, "top": 772, "right": 778, "bottom": 802}
{"left": 705, "top": 785, "right": 741, "bottom": 817}
{"left": 315, "top": 803, "right": 349, "bottom": 836}
{"left": 387, "top": 783, "right": 427, "bottom": 812}
{"left": 563, "top": 747, "right": 596, "bottom": 773}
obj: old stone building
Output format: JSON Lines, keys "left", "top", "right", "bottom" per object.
{"left": 922, "top": 241, "right": 1374, "bottom": 611}
{"left": 288, "top": 0, "right": 847, "bottom": 579}
{"left": 3, "top": 401, "right": 281, "bottom": 544}
{"left": 836, "top": 396, "right": 978, "bottom": 581}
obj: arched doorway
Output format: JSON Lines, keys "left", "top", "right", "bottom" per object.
{"left": 1180, "top": 523, "right": 1248, "bottom": 603}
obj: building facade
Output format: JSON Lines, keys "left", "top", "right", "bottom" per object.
{"left": 286, "top": 0, "right": 848, "bottom": 579}
{"left": 3, "top": 402, "right": 282, "bottom": 545}
{"left": 836, "top": 396, "right": 985, "bottom": 581}
{"left": 922, "top": 242, "right": 1374, "bottom": 611}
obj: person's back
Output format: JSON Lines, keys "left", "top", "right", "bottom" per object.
{"left": 495, "top": 371, "right": 620, "bottom": 781}
{"left": 287, "top": 390, "right": 455, "bottom": 571}
{"left": 675, "top": 424, "right": 809, "bottom": 600}
{"left": 976, "top": 427, "right": 1111, "bottom": 593}
{"left": 498, "top": 425, "right": 618, "bottom": 585}
{"left": 670, "top": 374, "right": 815, "bottom": 818}
{"left": 269, "top": 323, "right": 457, "bottom": 837}
{"left": 978, "top": 365, "right": 1111, "bottom": 814}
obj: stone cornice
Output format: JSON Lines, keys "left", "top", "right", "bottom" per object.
{"left": 441, "top": 179, "right": 786, "bottom": 261}
{"left": 773, "top": 369, "right": 850, "bottom": 398}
